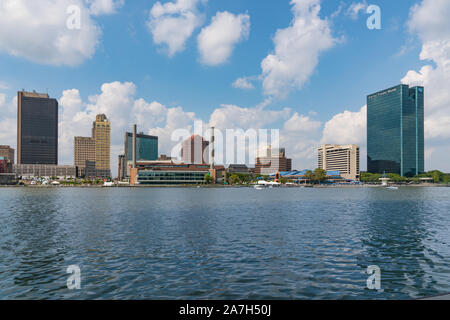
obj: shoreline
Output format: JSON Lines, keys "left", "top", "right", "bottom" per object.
{"left": 0, "top": 183, "right": 447, "bottom": 189}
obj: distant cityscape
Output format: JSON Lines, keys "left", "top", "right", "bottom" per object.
{"left": 0, "top": 84, "right": 438, "bottom": 186}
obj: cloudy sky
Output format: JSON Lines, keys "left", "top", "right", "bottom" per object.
{"left": 0, "top": 0, "right": 449, "bottom": 173}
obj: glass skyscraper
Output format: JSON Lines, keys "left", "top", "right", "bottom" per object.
{"left": 124, "top": 132, "right": 158, "bottom": 164}
{"left": 17, "top": 91, "right": 58, "bottom": 165}
{"left": 367, "top": 84, "right": 424, "bottom": 177}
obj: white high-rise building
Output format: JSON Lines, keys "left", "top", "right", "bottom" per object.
{"left": 318, "top": 144, "right": 360, "bottom": 181}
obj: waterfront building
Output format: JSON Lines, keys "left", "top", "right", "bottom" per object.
{"left": 268, "top": 170, "right": 344, "bottom": 184}
{"left": 118, "top": 154, "right": 126, "bottom": 181}
{"left": 17, "top": 90, "right": 58, "bottom": 165}
{"left": 255, "top": 146, "right": 292, "bottom": 175}
{"left": 75, "top": 114, "right": 111, "bottom": 178}
{"left": 0, "top": 145, "right": 15, "bottom": 164}
{"left": 227, "top": 164, "right": 252, "bottom": 174}
{"left": 131, "top": 161, "right": 225, "bottom": 185}
{"left": 14, "top": 164, "right": 77, "bottom": 179}
{"left": 318, "top": 144, "right": 360, "bottom": 181}
{"left": 0, "top": 156, "right": 12, "bottom": 173}
{"left": 367, "top": 84, "right": 424, "bottom": 176}
{"left": 124, "top": 131, "right": 158, "bottom": 165}
{"left": 181, "top": 135, "right": 209, "bottom": 164}
{"left": 74, "top": 136, "right": 95, "bottom": 176}
{"left": 92, "top": 114, "right": 111, "bottom": 177}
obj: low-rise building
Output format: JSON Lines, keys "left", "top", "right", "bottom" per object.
{"left": 0, "top": 145, "right": 14, "bottom": 164}
{"left": 14, "top": 164, "right": 78, "bottom": 179}
{"left": 131, "top": 161, "right": 225, "bottom": 185}
{"left": 269, "top": 170, "right": 345, "bottom": 183}
{"left": 227, "top": 164, "right": 252, "bottom": 174}
{"left": 0, "top": 156, "right": 12, "bottom": 173}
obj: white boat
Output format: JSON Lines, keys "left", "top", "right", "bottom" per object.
{"left": 103, "top": 181, "right": 114, "bottom": 187}
{"left": 386, "top": 186, "right": 398, "bottom": 190}
{"left": 254, "top": 185, "right": 264, "bottom": 190}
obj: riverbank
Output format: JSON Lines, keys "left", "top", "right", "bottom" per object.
{"left": 1, "top": 183, "right": 448, "bottom": 188}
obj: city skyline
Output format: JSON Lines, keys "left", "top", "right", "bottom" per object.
{"left": 0, "top": 0, "right": 449, "bottom": 173}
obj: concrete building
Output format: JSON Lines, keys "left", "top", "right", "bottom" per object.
{"left": 181, "top": 135, "right": 209, "bottom": 164}
{"left": 75, "top": 114, "right": 111, "bottom": 178}
{"left": 118, "top": 154, "right": 126, "bottom": 181}
{"left": 92, "top": 114, "right": 111, "bottom": 177}
{"left": 74, "top": 136, "right": 95, "bottom": 176}
{"left": 0, "top": 156, "right": 12, "bottom": 173}
{"left": 367, "top": 84, "right": 424, "bottom": 176}
{"left": 0, "top": 145, "right": 15, "bottom": 164}
{"left": 14, "top": 164, "right": 78, "bottom": 179}
{"left": 255, "top": 146, "right": 292, "bottom": 175}
{"left": 17, "top": 90, "right": 58, "bottom": 165}
{"left": 0, "top": 155, "right": 15, "bottom": 184}
{"left": 318, "top": 144, "right": 360, "bottom": 181}
{"left": 227, "top": 164, "right": 251, "bottom": 174}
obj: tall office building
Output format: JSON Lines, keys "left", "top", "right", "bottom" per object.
{"left": 17, "top": 90, "right": 58, "bottom": 164}
{"left": 74, "top": 136, "right": 95, "bottom": 175}
{"left": 124, "top": 132, "right": 158, "bottom": 164}
{"left": 181, "top": 135, "right": 209, "bottom": 164}
{"left": 118, "top": 154, "right": 126, "bottom": 181}
{"left": 318, "top": 144, "right": 360, "bottom": 181}
{"left": 367, "top": 84, "right": 424, "bottom": 176}
{"left": 0, "top": 145, "right": 15, "bottom": 164}
{"left": 92, "top": 114, "right": 111, "bottom": 176}
{"left": 255, "top": 145, "right": 292, "bottom": 175}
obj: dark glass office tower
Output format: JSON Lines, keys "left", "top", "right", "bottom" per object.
{"left": 367, "top": 84, "right": 424, "bottom": 177}
{"left": 124, "top": 132, "right": 158, "bottom": 164}
{"left": 17, "top": 91, "right": 58, "bottom": 164}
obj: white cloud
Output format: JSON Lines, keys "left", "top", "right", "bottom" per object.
{"left": 232, "top": 76, "right": 256, "bottom": 90}
{"left": 402, "top": 0, "right": 450, "bottom": 171}
{"left": 87, "top": 0, "right": 125, "bottom": 16}
{"left": 57, "top": 82, "right": 200, "bottom": 172}
{"left": 321, "top": 105, "right": 366, "bottom": 146}
{"left": 197, "top": 11, "right": 250, "bottom": 66}
{"left": 147, "top": 0, "right": 206, "bottom": 57}
{"left": 0, "top": 0, "right": 123, "bottom": 66}
{"left": 209, "top": 103, "right": 290, "bottom": 130}
{"left": 260, "top": 0, "right": 337, "bottom": 98}
{"left": 346, "top": 1, "right": 367, "bottom": 19}
{"left": 283, "top": 112, "right": 321, "bottom": 132}
{"left": 0, "top": 90, "right": 16, "bottom": 153}
{"left": 149, "top": 106, "right": 198, "bottom": 156}
{"left": 319, "top": 105, "right": 367, "bottom": 170}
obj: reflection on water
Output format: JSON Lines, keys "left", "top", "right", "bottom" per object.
{"left": 0, "top": 187, "right": 449, "bottom": 299}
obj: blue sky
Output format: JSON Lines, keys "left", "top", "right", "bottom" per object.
{"left": 0, "top": 0, "right": 449, "bottom": 172}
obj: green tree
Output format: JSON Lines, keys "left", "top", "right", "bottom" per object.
{"left": 360, "top": 172, "right": 381, "bottom": 183}
{"left": 204, "top": 173, "right": 213, "bottom": 184}
{"left": 312, "top": 168, "right": 327, "bottom": 184}
{"left": 229, "top": 174, "right": 241, "bottom": 185}
{"left": 432, "top": 171, "right": 440, "bottom": 183}
{"left": 304, "top": 170, "right": 314, "bottom": 183}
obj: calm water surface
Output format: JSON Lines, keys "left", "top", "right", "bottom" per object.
{"left": 0, "top": 187, "right": 449, "bottom": 299}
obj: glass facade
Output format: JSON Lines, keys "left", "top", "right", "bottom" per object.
{"left": 124, "top": 132, "right": 158, "bottom": 163}
{"left": 19, "top": 94, "right": 58, "bottom": 164}
{"left": 367, "top": 84, "right": 424, "bottom": 176}
{"left": 138, "top": 170, "right": 208, "bottom": 184}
